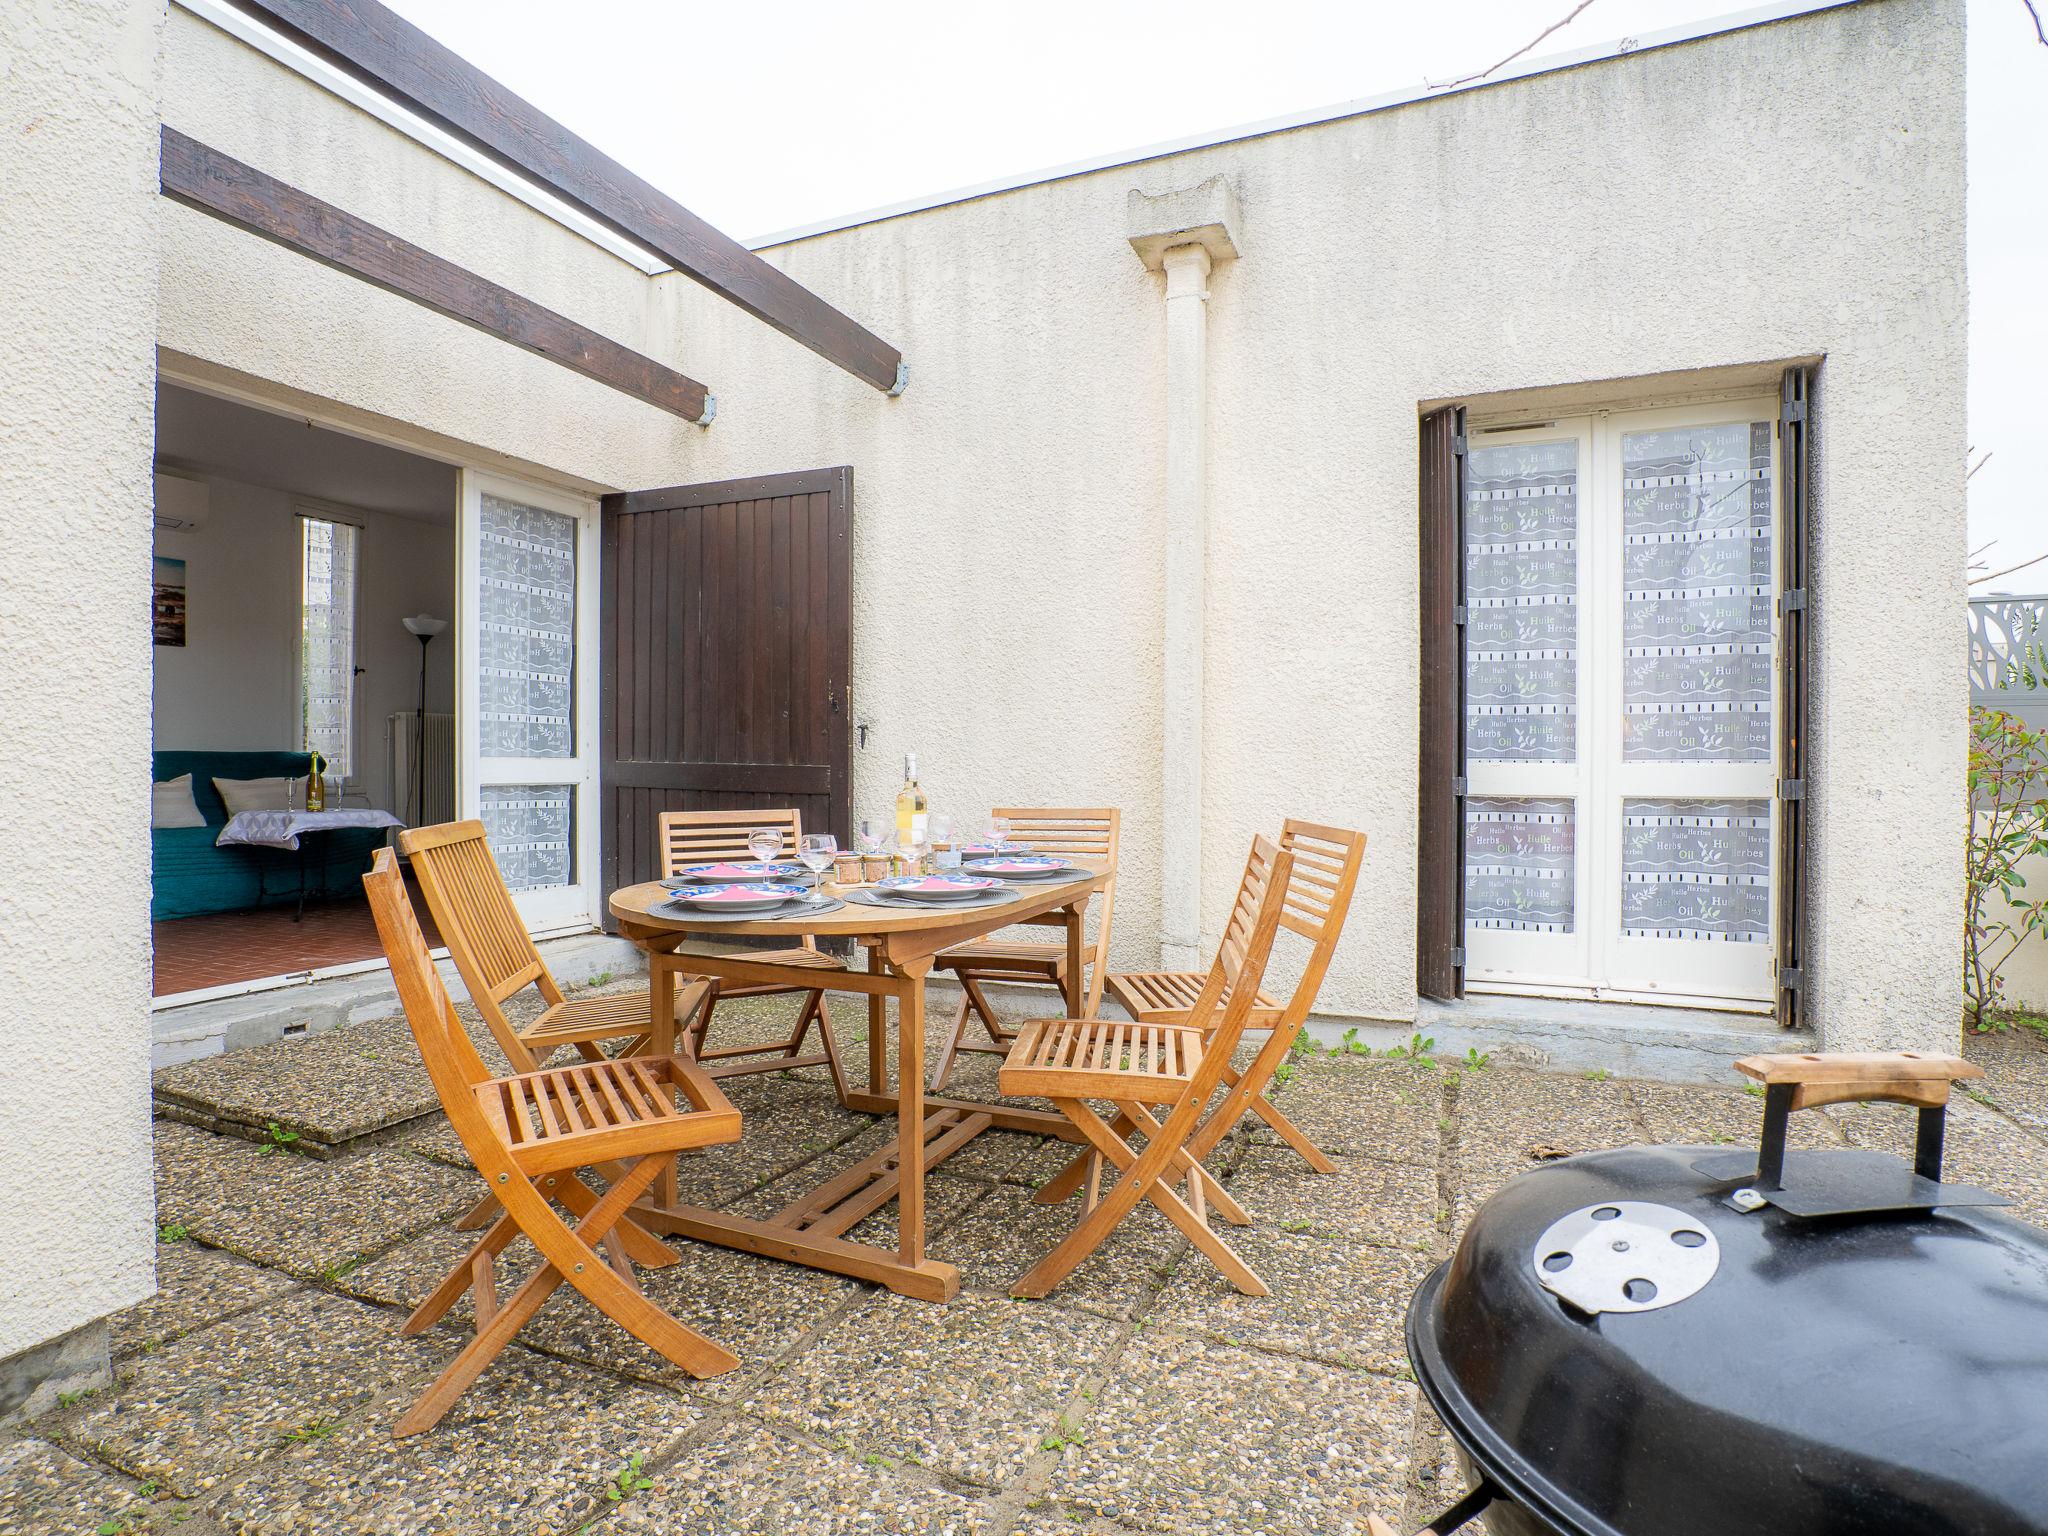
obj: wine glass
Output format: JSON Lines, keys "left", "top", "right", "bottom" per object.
{"left": 988, "top": 814, "right": 1011, "bottom": 855}
{"left": 928, "top": 812, "right": 956, "bottom": 869}
{"left": 748, "top": 827, "right": 783, "bottom": 879}
{"left": 856, "top": 818, "right": 882, "bottom": 857}
{"left": 798, "top": 832, "right": 837, "bottom": 894}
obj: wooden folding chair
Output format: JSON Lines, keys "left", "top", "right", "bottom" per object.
{"left": 997, "top": 834, "right": 1294, "bottom": 1298}
{"left": 1068, "top": 819, "right": 1367, "bottom": 1189}
{"left": 656, "top": 809, "right": 850, "bottom": 1099}
{"left": 399, "top": 820, "right": 709, "bottom": 1075}
{"left": 928, "top": 807, "right": 1120, "bottom": 1091}
{"left": 363, "top": 849, "right": 743, "bottom": 1436}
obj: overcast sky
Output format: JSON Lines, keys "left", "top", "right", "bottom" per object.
{"left": 383, "top": 0, "right": 2044, "bottom": 583}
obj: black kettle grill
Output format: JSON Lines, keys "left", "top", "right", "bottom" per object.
{"left": 1380, "top": 1051, "right": 2048, "bottom": 1536}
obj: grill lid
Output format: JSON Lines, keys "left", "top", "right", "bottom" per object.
{"left": 1408, "top": 1051, "right": 2048, "bottom": 1536}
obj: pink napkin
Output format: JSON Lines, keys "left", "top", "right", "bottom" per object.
{"left": 685, "top": 884, "right": 786, "bottom": 904}
{"left": 689, "top": 862, "right": 769, "bottom": 880}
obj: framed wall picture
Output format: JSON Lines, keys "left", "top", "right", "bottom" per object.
{"left": 153, "top": 555, "right": 187, "bottom": 646}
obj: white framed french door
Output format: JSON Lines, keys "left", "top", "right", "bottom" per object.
{"left": 1464, "top": 395, "right": 1781, "bottom": 1011}
{"left": 456, "top": 469, "right": 602, "bottom": 931}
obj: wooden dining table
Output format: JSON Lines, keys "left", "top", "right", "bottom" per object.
{"left": 607, "top": 861, "right": 1113, "bottom": 1301}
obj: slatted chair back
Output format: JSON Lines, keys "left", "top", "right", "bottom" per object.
{"left": 996, "top": 806, "right": 1120, "bottom": 1006}
{"left": 365, "top": 848, "right": 501, "bottom": 1141}
{"left": 658, "top": 808, "right": 819, "bottom": 953}
{"left": 399, "top": 820, "right": 563, "bottom": 1071}
{"left": 1000, "top": 834, "right": 1293, "bottom": 1299}
{"left": 1178, "top": 832, "right": 1286, "bottom": 1052}
{"left": 1270, "top": 819, "right": 1368, "bottom": 1025}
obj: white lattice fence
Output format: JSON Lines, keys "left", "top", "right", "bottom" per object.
{"left": 1970, "top": 595, "right": 2048, "bottom": 1009}
{"left": 1970, "top": 594, "right": 2048, "bottom": 726}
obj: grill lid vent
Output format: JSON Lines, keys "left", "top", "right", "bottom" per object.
{"left": 1532, "top": 1200, "right": 1720, "bottom": 1315}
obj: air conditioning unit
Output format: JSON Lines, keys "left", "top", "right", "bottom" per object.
{"left": 153, "top": 470, "right": 209, "bottom": 531}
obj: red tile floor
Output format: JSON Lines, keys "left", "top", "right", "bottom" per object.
{"left": 151, "top": 875, "right": 441, "bottom": 997}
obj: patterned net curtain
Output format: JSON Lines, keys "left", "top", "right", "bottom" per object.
{"left": 1621, "top": 422, "right": 1773, "bottom": 763}
{"left": 1464, "top": 441, "right": 1579, "bottom": 936}
{"left": 477, "top": 494, "right": 577, "bottom": 890}
{"left": 300, "top": 516, "right": 360, "bottom": 780}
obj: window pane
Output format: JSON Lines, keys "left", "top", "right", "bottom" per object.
{"left": 1621, "top": 798, "right": 1770, "bottom": 943}
{"left": 1466, "top": 797, "right": 1575, "bottom": 934}
{"left": 1621, "top": 422, "right": 1774, "bottom": 762}
{"left": 1465, "top": 439, "right": 1578, "bottom": 762}
{"left": 479, "top": 494, "right": 575, "bottom": 759}
{"left": 480, "top": 784, "right": 574, "bottom": 891}
{"left": 300, "top": 517, "right": 359, "bottom": 779}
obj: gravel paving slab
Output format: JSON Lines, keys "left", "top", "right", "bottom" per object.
{"left": 605, "top": 1418, "right": 991, "bottom": 1535}
{"left": 1153, "top": 1228, "right": 1433, "bottom": 1374}
{"left": 1453, "top": 1068, "right": 1645, "bottom": 1229}
{"left": 929, "top": 1183, "right": 1185, "bottom": 1318}
{"left": 394, "top": 1114, "right": 473, "bottom": 1169}
{"left": 56, "top": 1289, "right": 431, "bottom": 1500}
{"left": 1222, "top": 1146, "right": 1441, "bottom": 1248}
{"left": 1973, "top": 1077, "right": 2048, "bottom": 1135}
{"left": 111, "top": 1240, "right": 297, "bottom": 1360}
{"left": 1003, "top": 1504, "right": 1165, "bottom": 1536}
{"left": 1255, "top": 1058, "right": 1444, "bottom": 1163}
{"left": 932, "top": 1129, "right": 1081, "bottom": 1188}
{"left": 334, "top": 1222, "right": 538, "bottom": 1322}
{"left": 659, "top": 1080, "right": 876, "bottom": 1208}
{"left": 748, "top": 1291, "right": 1113, "bottom": 1489}
{"left": 1964, "top": 1025, "right": 2048, "bottom": 1088}
{"left": 0, "top": 1433, "right": 160, "bottom": 1536}
{"left": 342, "top": 1217, "right": 857, "bottom": 1397}
{"left": 207, "top": 1347, "right": 701, "bottom": 1535}
{"left": 524, "top": 1243, "right": 859, "bottom": 1398}
{"left": 724, "top": 1122, "right": 991, "bottom": 1242}
{"left": 153, "top": 1027, "right": 439, "bottom": 1149}
{"left": 1628, "top": 1081, "right": 1844, "bottom": 1155}
{"left": 169, "top": 1140, "right": 474, "bottom": 1281}
{"left": 1059, "top": 1330, "right": 1412, "bottom": 1536}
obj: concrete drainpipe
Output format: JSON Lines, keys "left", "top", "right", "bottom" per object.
{"left": 1127, "top": 178, "right": 1242, "bottom": 969}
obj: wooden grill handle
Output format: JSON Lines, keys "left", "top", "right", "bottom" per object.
{"left": 1733, "top": 1050, "right": 1981, "bottom": 1114}
{"left": 1736, "top": 1050, "right": 1982, "bottom": 1189}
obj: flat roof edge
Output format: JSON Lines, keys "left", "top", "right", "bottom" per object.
{"left": 745, "top": 0, "right": 1861, "bottom": 251}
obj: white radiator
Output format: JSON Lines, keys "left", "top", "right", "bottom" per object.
{"left": 389, "top": 711, "right": 455, "bottom": 826}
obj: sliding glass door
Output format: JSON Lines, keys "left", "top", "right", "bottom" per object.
{"left": 456, "top": 470, "right": 601, "bottom": 930}
{"left": 1464, "top": 397, "right": 1780, "bottom": 1010}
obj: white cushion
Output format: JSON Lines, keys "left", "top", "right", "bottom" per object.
{"left": 213, "top": 775, "right": 307, "bottom": 817}
{"left": 151, "top": 774, "right": 206, "bottom": 829}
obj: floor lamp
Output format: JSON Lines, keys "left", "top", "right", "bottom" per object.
{"left": 401, "top": 614, "right": 447, "bottom": 827}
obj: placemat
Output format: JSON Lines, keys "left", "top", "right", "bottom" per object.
{"left": 839, "top": 885, "right": 1020, "bottom": 913}
{"left": 650, "top": 895, "right": 846, "bottom": 923}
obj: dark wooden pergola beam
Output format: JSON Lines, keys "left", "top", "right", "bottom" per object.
{"left": 160, "top": 126, "right": 713, "bottom": 424}
{"left": 221, "top": 0, "right": 908, "bottom": 396}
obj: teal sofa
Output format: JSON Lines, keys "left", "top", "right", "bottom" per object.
{"left": 150, "top": 749, "right": 386, "bottom": 921}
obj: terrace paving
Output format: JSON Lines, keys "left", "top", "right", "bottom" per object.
{"left": 11, "top": 990, "right": 2046, "bottom": 1536}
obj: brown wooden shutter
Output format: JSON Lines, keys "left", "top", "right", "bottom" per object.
{"left": 1417, "top": 405, "right": 1468, "bottom": 1000}
{"left": 598, "top": 467, "right": 852, "bottom": 926}
{"left": 1777, "top": 369, "right": 1812, "bottom": 1027}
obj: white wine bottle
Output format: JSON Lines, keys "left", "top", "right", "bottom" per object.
{"left": 895, "top": 752, "right": 928, "bottom": 870}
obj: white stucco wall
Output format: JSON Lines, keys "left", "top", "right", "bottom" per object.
{"left": 155, "top": 4, "right": 701, "bottom": 495}
{"left": 0, "top": 0, "right": 166, "bottom": 1361}
{"left": 657, "top": 0, "right": 1966, "bottom": 1050}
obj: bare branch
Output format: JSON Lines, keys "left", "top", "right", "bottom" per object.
{"left": 1972, "top": 551, "right": 2048, "bottom": 588}
{"left": 1427, "top": 0, "right": 1599, "bottom": 90}
{"left": 2024, "top": 0, "right": 2047, "bottom": 46}
{"left": 1969, "top": 449, "right": 1995, "bottom": 481}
